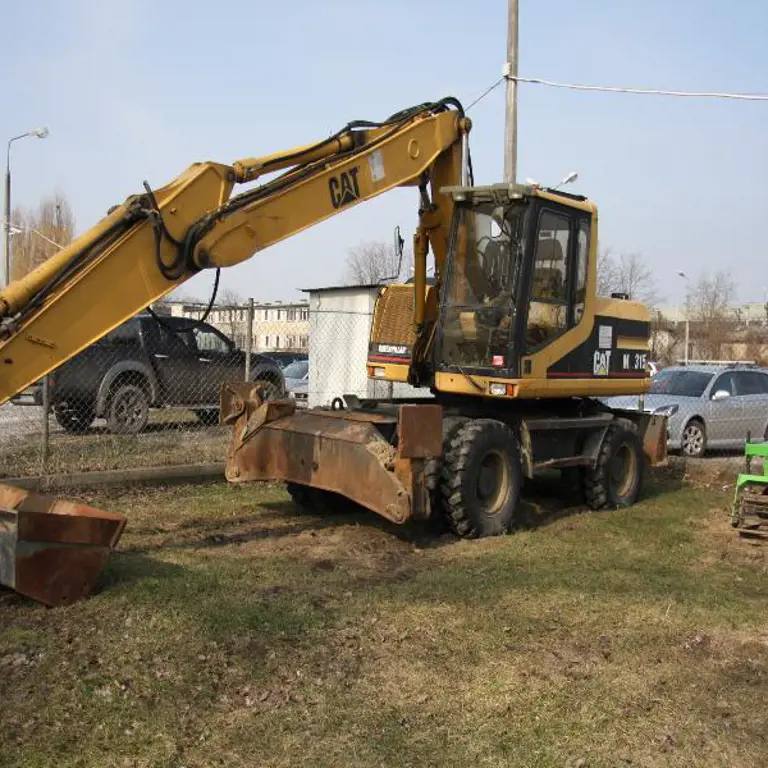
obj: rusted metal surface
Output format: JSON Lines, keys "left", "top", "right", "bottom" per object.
{"left": 641, "top": 414, "right": 668, "bottom": 466}
{"left": 397, "top": 404, "right": 443, "bottom": 458}
{"left": 0, "top": 484, "right": 126, "bottom": 606}
{"left": 224, "top": 383, "right": 443, "bottom": 524}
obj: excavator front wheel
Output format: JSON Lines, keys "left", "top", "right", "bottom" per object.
{"left": 440, "top": 419, "right": 522, "bottom": 538}
{"left": 285, "top": 482, "right": 358, "bottom": 516}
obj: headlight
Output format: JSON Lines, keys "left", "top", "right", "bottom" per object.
{"left": 653, "top": 404, "right": 679, "bottom": 417}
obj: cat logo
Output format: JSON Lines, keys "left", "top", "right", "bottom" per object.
{"left": 593, "top": 350, "right": 612, "bottom": 377}
{"left": 329, "top": 167, "right": 361, "bottom": 209}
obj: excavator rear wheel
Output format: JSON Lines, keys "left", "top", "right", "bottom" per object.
{"left": 440, "top": 419, "right": 522, "bottom": 538}
{"left": 583, "top": 419, "right": 644, "bottom": 509}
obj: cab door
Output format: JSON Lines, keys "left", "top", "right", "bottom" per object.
{"left": 519, "top": 205, "right": 589, "bottom": 362}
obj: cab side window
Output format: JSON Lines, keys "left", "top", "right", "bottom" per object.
{"left": 573, "top": 221, "right": 589, "bottom": 324}
{"left": 526, "top": 211, "right": 570, "bottom": 349}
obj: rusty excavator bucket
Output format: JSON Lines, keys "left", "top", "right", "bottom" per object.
{"left": 0, "top": 484, "right": 126, "bottom": 606}
{"left": 222, "top": 382, "right": 442, "bottom": 524}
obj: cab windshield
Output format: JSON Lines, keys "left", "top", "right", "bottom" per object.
{"left": 438, "top": 201, "right": 528, "bottom": 370}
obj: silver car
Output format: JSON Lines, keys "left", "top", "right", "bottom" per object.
{"left": 606, "top": 365, "right": 768, "bottom": 458}
{"left": 283, "top": 359, "right": 309, "bottom": 408}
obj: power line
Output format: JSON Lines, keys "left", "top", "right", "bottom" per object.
{"left": 465, "top": 77, "right": 505, "bottom": 111}
{"left": 505, "top": 72, "right": 768, "bottom": 102}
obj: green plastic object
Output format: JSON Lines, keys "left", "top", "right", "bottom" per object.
{"left": 731, "top": 438, "right": 768, "bottom": 529}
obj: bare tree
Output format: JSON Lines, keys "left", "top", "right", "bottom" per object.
{"left": 10, "top": 191, "right": 75, "bottom": 280}
{"left": 614, "top": 252, "right": 659, "bottom": 306}
{"left": 215, "top": 287, "right": 245, "bottom": 343}
{"left": 648, "top": 311, "right": 679, "bottom": 365}
{"left": 596, "top": 248, "right": 618, "bottom": 297}
{"left": 344, "top": 241, "right": 409, "bottom": 285}
{"left": 685, "top": 270, "right": 737, "bottom": 360}
{"left": 597, "top": 248, "right": 658, "bottom": 305}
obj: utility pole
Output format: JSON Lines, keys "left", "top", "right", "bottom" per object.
{"left": 503, "top": 0, "right": 519, "bottom": 184}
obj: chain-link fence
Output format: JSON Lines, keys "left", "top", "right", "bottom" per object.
{"left": 5, "top": 298, "right": 764, "bottom": 481}
{"left": 607, "top": 365, "right": 768, "bottom": 458}
{"left": 0, "top": 300, "right": 431, "bottom": 480}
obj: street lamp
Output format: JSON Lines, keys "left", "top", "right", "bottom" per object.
{"left": 677, "top": 270, "right": 690, "bottom": 364}
{"left": 9, "top": 224, "right": 64, "bottom": 251}
{"left": 4, "top": 127, "right": 49, "bottom": 286}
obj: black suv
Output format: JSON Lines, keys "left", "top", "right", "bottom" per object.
{"left": 12, "top": 314, "right": 285, "bottom": 434}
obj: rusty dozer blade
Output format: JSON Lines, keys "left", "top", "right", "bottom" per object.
{"left": 0, "top": 484, "right": 126, "bottom": 607}
{"left": 221, "top": 382, "right": 443, "bottom": 525}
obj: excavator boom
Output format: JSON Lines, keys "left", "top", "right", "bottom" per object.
{"left": 0, "top": 99, "right": 468, "bottom": 405}
{"left": 0, "top": 98, "right": 468, "bottom": 605}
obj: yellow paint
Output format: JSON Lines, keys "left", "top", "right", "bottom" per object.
{"left": 0, "top": 107, "right": 465, "bottom": 405}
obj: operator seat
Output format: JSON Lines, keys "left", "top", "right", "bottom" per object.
{"left": 527, "top": 238, "right": 567, "bottom": 348}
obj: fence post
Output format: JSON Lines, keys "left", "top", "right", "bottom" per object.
{"left": 245, "top": 298, "right": 254, "bottom": 381}
{"left": 40, "top": 375, "right": 50, "bottom": 474}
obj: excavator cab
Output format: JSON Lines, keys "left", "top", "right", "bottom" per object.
{"left": 434, "top": 185, "right": 592, "bottom": 385}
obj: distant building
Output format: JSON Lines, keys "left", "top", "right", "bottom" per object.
{"left": 163, "top": 299, "right": 310, "bottom": 352}
{"left": 653, "top": 302, "right": 768, "bottom": 327}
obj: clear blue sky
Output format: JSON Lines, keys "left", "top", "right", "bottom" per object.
{"left": 2, "top": 0, "right": 766, "bottom": 305}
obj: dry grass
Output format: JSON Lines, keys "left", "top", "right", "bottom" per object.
{"left": 0, "top": 416, "right": 229, "bottom": 478}
{"left": 1, "top": 471, "right": 767, "bottom": 767}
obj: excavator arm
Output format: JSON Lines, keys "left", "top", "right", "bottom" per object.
{"left": 0, "top": 98, "right": 469, "bottom": 405}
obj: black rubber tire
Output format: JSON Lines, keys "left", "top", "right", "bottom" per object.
{"left": 286, "top": 482, "right": 315, "bottom": 512}
{"left": 583, "top": 419, "right": 644, "bottom": 510}
{"left": 681, "top": 418, "right": 707, "bottom": 458}
{"left": 285, "top": 482, "right": 351, "bottom": 515}
{"left": 53, "top": 404, "right": 95, "bottom": 434}
{"left": 424, "top": 416, "right": 469, "bottom": 521}
{"left": 106, "top": 383, "right": 150, "bottom": 435}
{"left": 194, "top": 409, "right": 219, "bottom": 426}
{"left": 440, "top": 418, "right": 522, "bottom": 538}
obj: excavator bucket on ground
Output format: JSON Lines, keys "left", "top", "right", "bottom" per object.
{"left": 0, "top": 484, "right": 126, "bottom": 606}
{"left": 222, "top": 382, "right": 442, "bottom": 524}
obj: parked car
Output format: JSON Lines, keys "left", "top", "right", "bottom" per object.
{"left": 11, "top": 314, "right": 285, "bottom": 434}
{"left": 265, "top": 351, "right": 308, "bottom": 370}
{"left": 283, "top": 359, "right": 309, "bottom": 408}
{"left": 604, "top": 364, "right": 768, "bottom": 458}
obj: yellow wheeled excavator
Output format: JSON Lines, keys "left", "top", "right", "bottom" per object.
{"left": 0, "top": 96, "right": 666, "bottom": 600}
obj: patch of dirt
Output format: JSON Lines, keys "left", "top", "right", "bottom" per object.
{"left": 695, "top": 503, "right": 768, "bottom": 568}
{"left": 673, "top": 455, "right": 743, "bottom": 491}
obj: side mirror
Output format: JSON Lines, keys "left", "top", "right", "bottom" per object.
{"left": 393, "top": 225, "right": 405, "bottom": 263}
{"left": 711, "top": 389, "right": 731, "bottom": 402}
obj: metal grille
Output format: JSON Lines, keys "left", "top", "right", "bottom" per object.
{"left": 370, "top": 285, "right": 419, "bottom": 347}
{"left": 0, "top": 300, "right": 431, "bottom": 481}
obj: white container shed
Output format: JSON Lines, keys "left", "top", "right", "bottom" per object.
{"left": 303, "top": 284, "right": 434, "bottom": 408}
